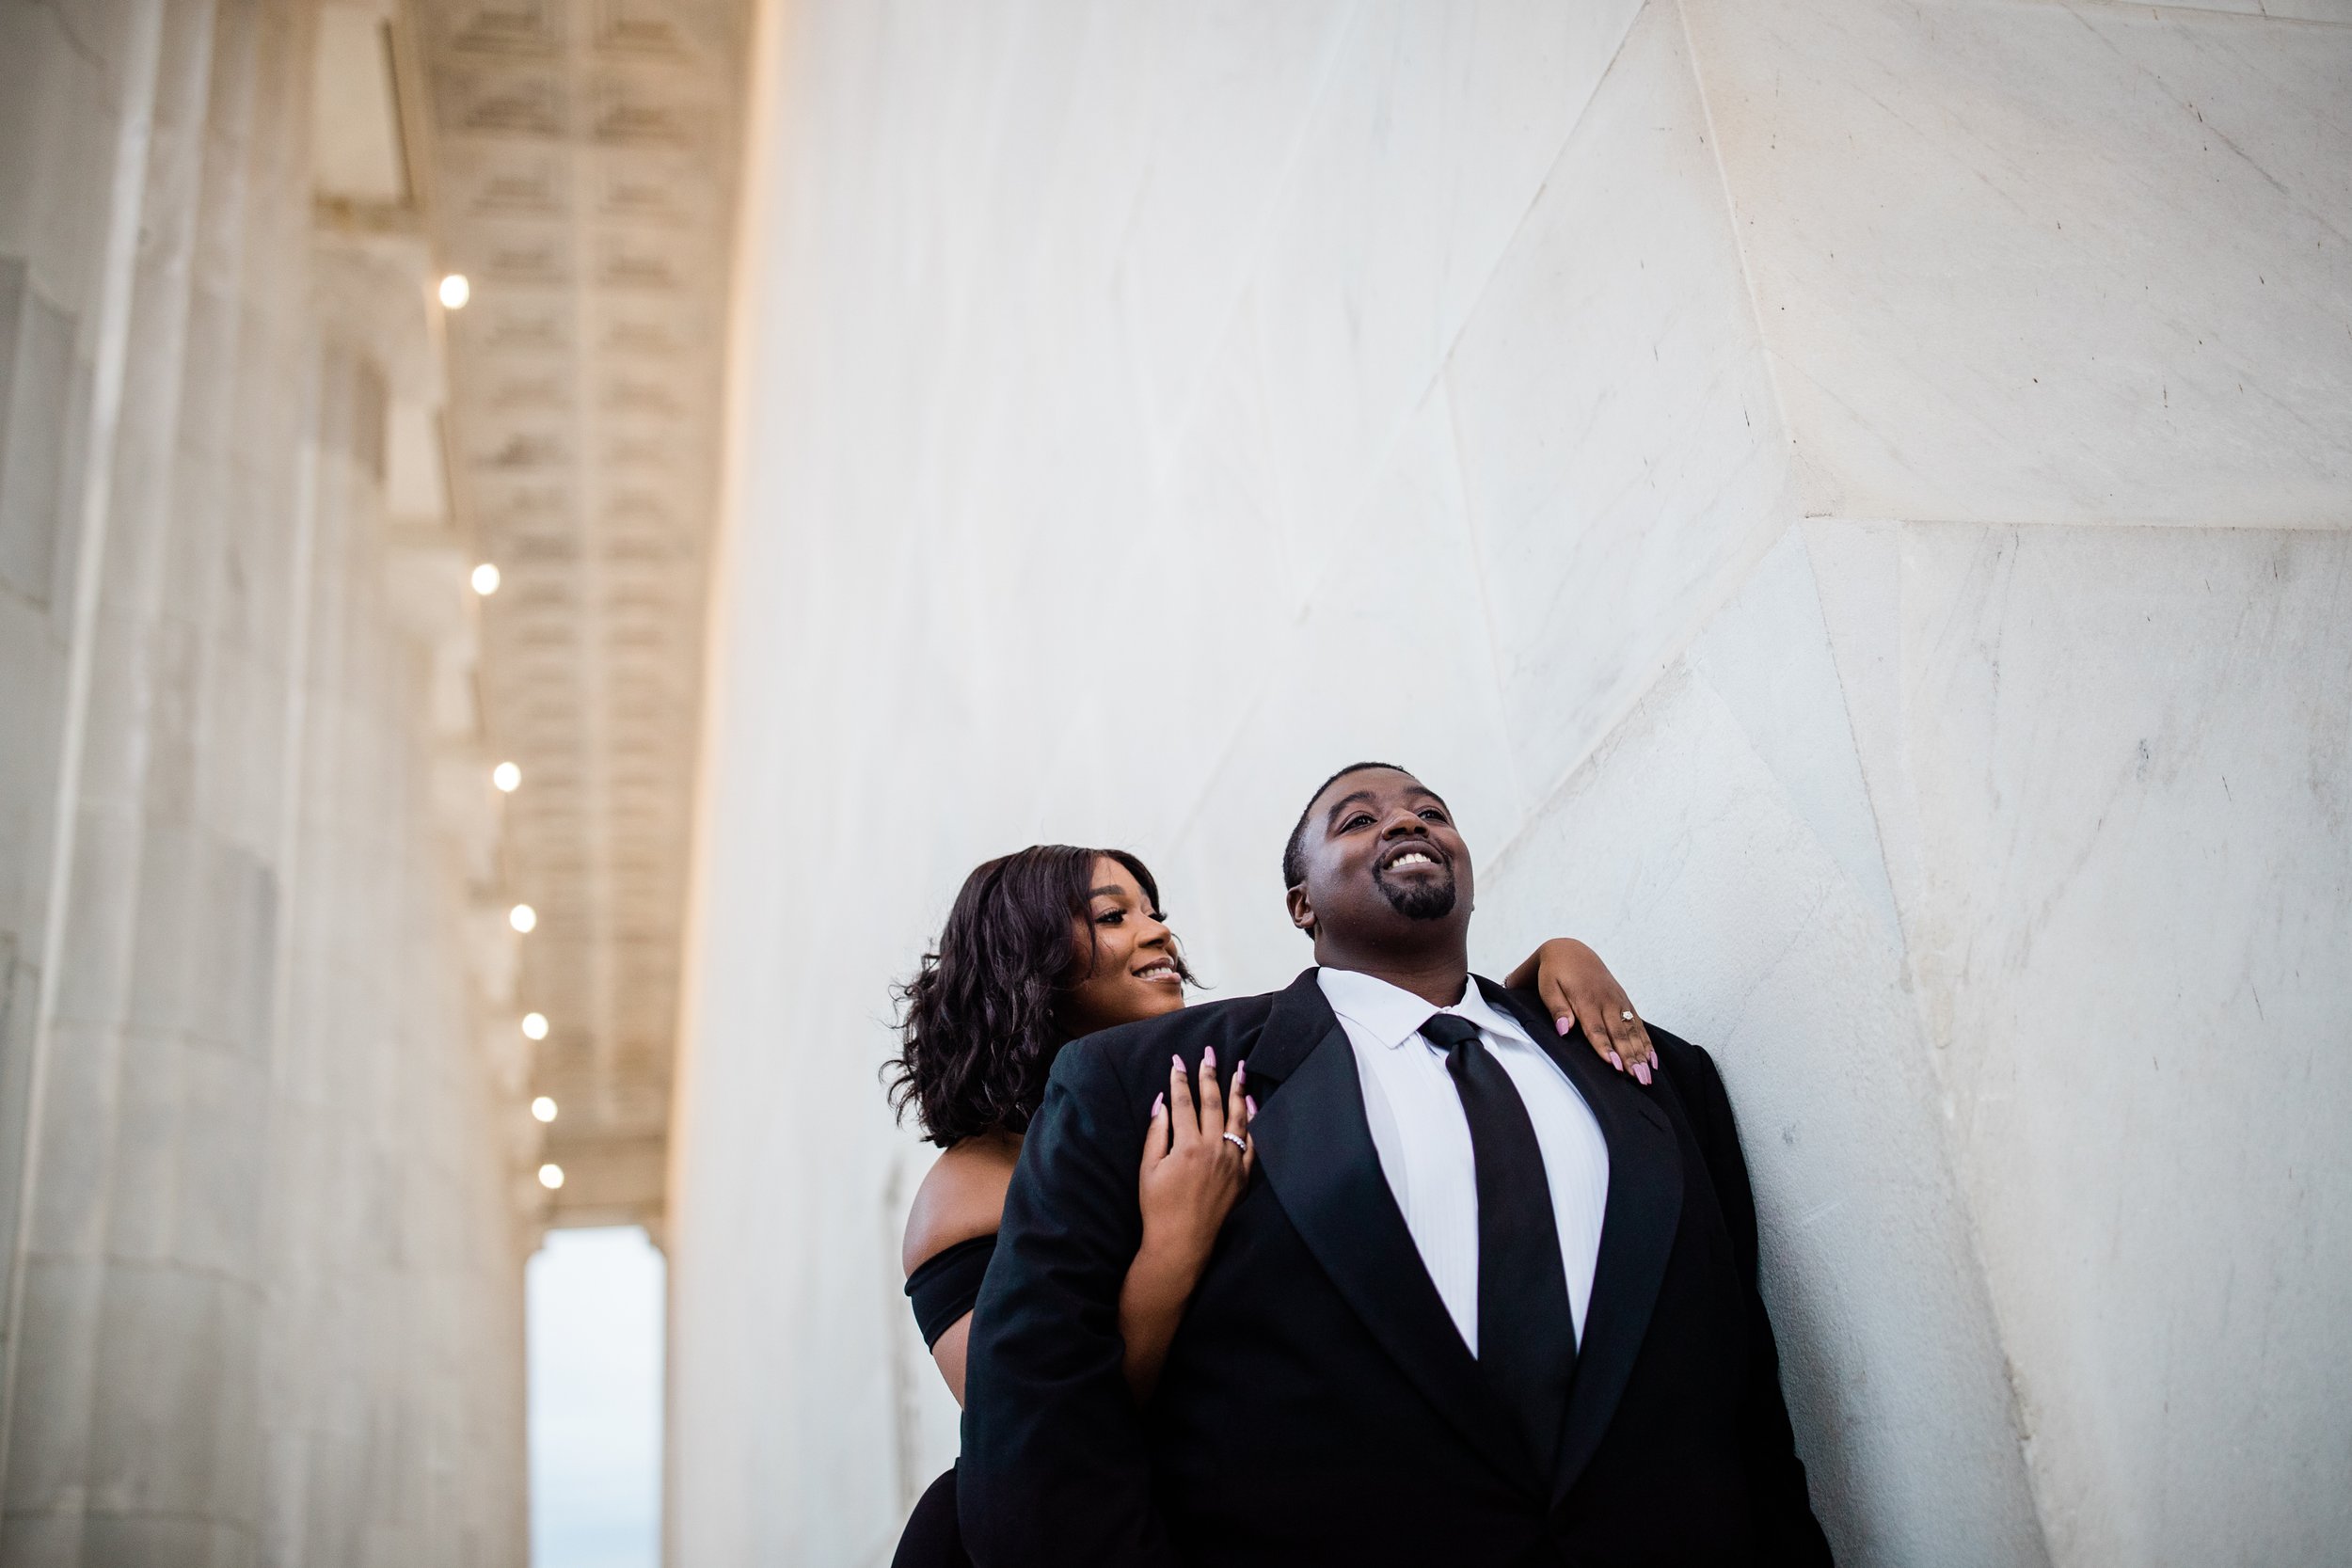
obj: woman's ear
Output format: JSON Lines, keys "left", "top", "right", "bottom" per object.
{"left": 1285, "top": 885, "right": 1315, "bottom": 936}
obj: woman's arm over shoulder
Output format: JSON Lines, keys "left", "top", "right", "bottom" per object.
{"left": 1121, "top": 1049, "right": 1255, "bottom": 1402}
{"left": 1505, "top": 937, "right": 1659, "bottom": 1080}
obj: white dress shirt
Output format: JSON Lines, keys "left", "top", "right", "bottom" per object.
{"left": 1317, "top": 966, "right": 1611, "bottom": 1354}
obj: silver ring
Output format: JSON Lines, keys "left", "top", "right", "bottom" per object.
{"left": 1620, "top": 1009, "right": 1635, "bottom": 1022}
{"left": 1222, "top": 1132, "right": 1248, "bottom": 1154}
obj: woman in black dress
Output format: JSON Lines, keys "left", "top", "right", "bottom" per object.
{"left": 885, "top": 844, "right": 1658, "bottom": 1567}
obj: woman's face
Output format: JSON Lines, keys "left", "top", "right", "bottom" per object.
{"left": 1058, "top": 856, "right": 1188, "bottom": 1037}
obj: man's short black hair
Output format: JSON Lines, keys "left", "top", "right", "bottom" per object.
{"left": 1282, "top": 761, "right": 1410, "bottom": 892}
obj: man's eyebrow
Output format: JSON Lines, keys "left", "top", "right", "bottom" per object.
{"left": 1325, "top": 784, "right": 1446, "bottom": 824}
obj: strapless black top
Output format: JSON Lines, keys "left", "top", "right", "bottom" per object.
{"left": 906, "top": 1232, "right": 997, "bottom": 1350}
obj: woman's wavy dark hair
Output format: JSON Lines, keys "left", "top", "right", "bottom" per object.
{"left": 887, "top": 844, "right": 1195, "bottom": 1147}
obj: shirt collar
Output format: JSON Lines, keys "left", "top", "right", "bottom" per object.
{"left": 1316, "top": 966, "right": 1530, "bottom": 1052}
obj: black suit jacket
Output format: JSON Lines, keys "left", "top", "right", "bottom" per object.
{"left": 961, "top": 969, "right": 1832, "bottom": 1566}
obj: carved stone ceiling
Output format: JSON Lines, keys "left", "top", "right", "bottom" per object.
{"left": 415, "top": 0, "right": 746, "bottom": 1227}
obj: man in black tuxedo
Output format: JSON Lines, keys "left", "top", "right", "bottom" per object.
{"left": 961, "top": 763, "right": 1832, "bottom": 1565}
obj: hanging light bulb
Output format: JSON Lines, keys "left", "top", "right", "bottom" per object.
{"left": 438, "top": 273, "right": 471, "bottom": 309}
{"left": 470, "top": 562, "right": 501, "bottom": 595}
{"left": 493, "top": 761, "right": 521, "bottom": 793}
{"left": 532, "top": 1096, "right": 558, "bottom": 1123}
{"left": 521, "top": 1011, "right": 548, "bottom": 1040}
{"left": 509, "top": 903, "right": 536, "bottom": 933}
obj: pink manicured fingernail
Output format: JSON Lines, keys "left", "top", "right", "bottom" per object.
{"left": 1152, "top": 1092, "right": 1165, "bottom": 1114}
{"left": 1247, "top": 1096, "right": 1259, "bottom": 1116}
{"left": 1172, "top": 1053, "right": 1185, "bottom": 1072}
{"left": 1234, "top": 1061, "right": 1246, "bottom": 1082}
{"left": 1555, "top": 1016, "right": 1572, "bottom": 1036}
{"left": 1203, "top": 1046, "right": 1216, "bottom": 1069}
{"left": 1607, "top": 1051, "right": 1625, "bottom": 1072}
{"left": 1634, "top": 1061, "right": 1653, "bottom": 1086}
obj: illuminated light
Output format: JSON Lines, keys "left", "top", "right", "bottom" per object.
{"left": 493, "top": 761, "right": 521, "bottom": 793}
{"left": 521, "top": 1011, "right": 548, "bottom": 1040}
{"left": 532, "top": 1096, "right": 558, "bottom": 1123}
{"left": 438, "top": 273, "right": 470, "bottom": 309}
{"left": 509, "top": 903, "right": 536, "bottom": 933}
{"left": 469, "top": 562, "right": 501, "bottom": 595}
{"left": 537, "top": 1163, "right": 564, "bottom": 1189}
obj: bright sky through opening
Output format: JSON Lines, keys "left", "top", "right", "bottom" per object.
{"left": 529, "top": 1227, "right": 663, "bottom": 1568}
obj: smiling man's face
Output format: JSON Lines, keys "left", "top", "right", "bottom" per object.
{"left": 1287, "top": 767, "right": 1474, "bottom": 958}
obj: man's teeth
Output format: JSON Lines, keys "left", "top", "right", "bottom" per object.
{"left": 1389, "top": 851, "right": 1436, "bottom": 868}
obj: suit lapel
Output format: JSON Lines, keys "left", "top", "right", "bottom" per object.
{"left": 1479, "top": 981, "right": 1684, "bottom": 1503}
{"left": 1247, "top": 972, "right": 1537, "bottom": 1493}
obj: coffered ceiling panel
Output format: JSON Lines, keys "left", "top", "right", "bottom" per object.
{"left": 416, "top": 0, "right": 748, "bottom": 1229}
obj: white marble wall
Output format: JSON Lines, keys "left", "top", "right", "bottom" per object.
{"left": 0, "top": 0, "right": 531, "bottom": 1561}
{"left": 672, "top": 2, "right": 2352, "bottom": 1565}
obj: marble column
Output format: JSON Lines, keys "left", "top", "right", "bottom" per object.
{"left": 0, "top": 0, "right": 532, "bottom": 1562}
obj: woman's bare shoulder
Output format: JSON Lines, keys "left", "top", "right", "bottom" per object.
{"left": 900, "top": 1132, "right": 1020, "bottom": 1277}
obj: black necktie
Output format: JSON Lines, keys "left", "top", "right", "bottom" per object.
{"left": 1421, "top": 1011, "right": 1578, "bottom": 1475}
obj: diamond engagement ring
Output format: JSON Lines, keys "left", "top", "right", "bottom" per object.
{"left": 1222, "top": 1132, "right": 1248, "bottom": 1153}
{"left": 1620, "top": 1009, "right": 1635, "bottom": 1022}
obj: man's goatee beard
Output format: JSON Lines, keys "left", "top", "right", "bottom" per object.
{"left": 1376, "top": 871, "right": 1458, "bottom": 921}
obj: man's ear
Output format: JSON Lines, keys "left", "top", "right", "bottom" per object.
{"left": 1286, "top": 884, "right": 1316, "bottom": 937}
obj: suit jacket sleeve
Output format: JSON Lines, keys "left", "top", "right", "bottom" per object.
{"left": 1667, "top": 1038, "right": 1836, "bottom": 1566}
{"left": 958, "top": 1035, "right": 1181, "bottom": 1568}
